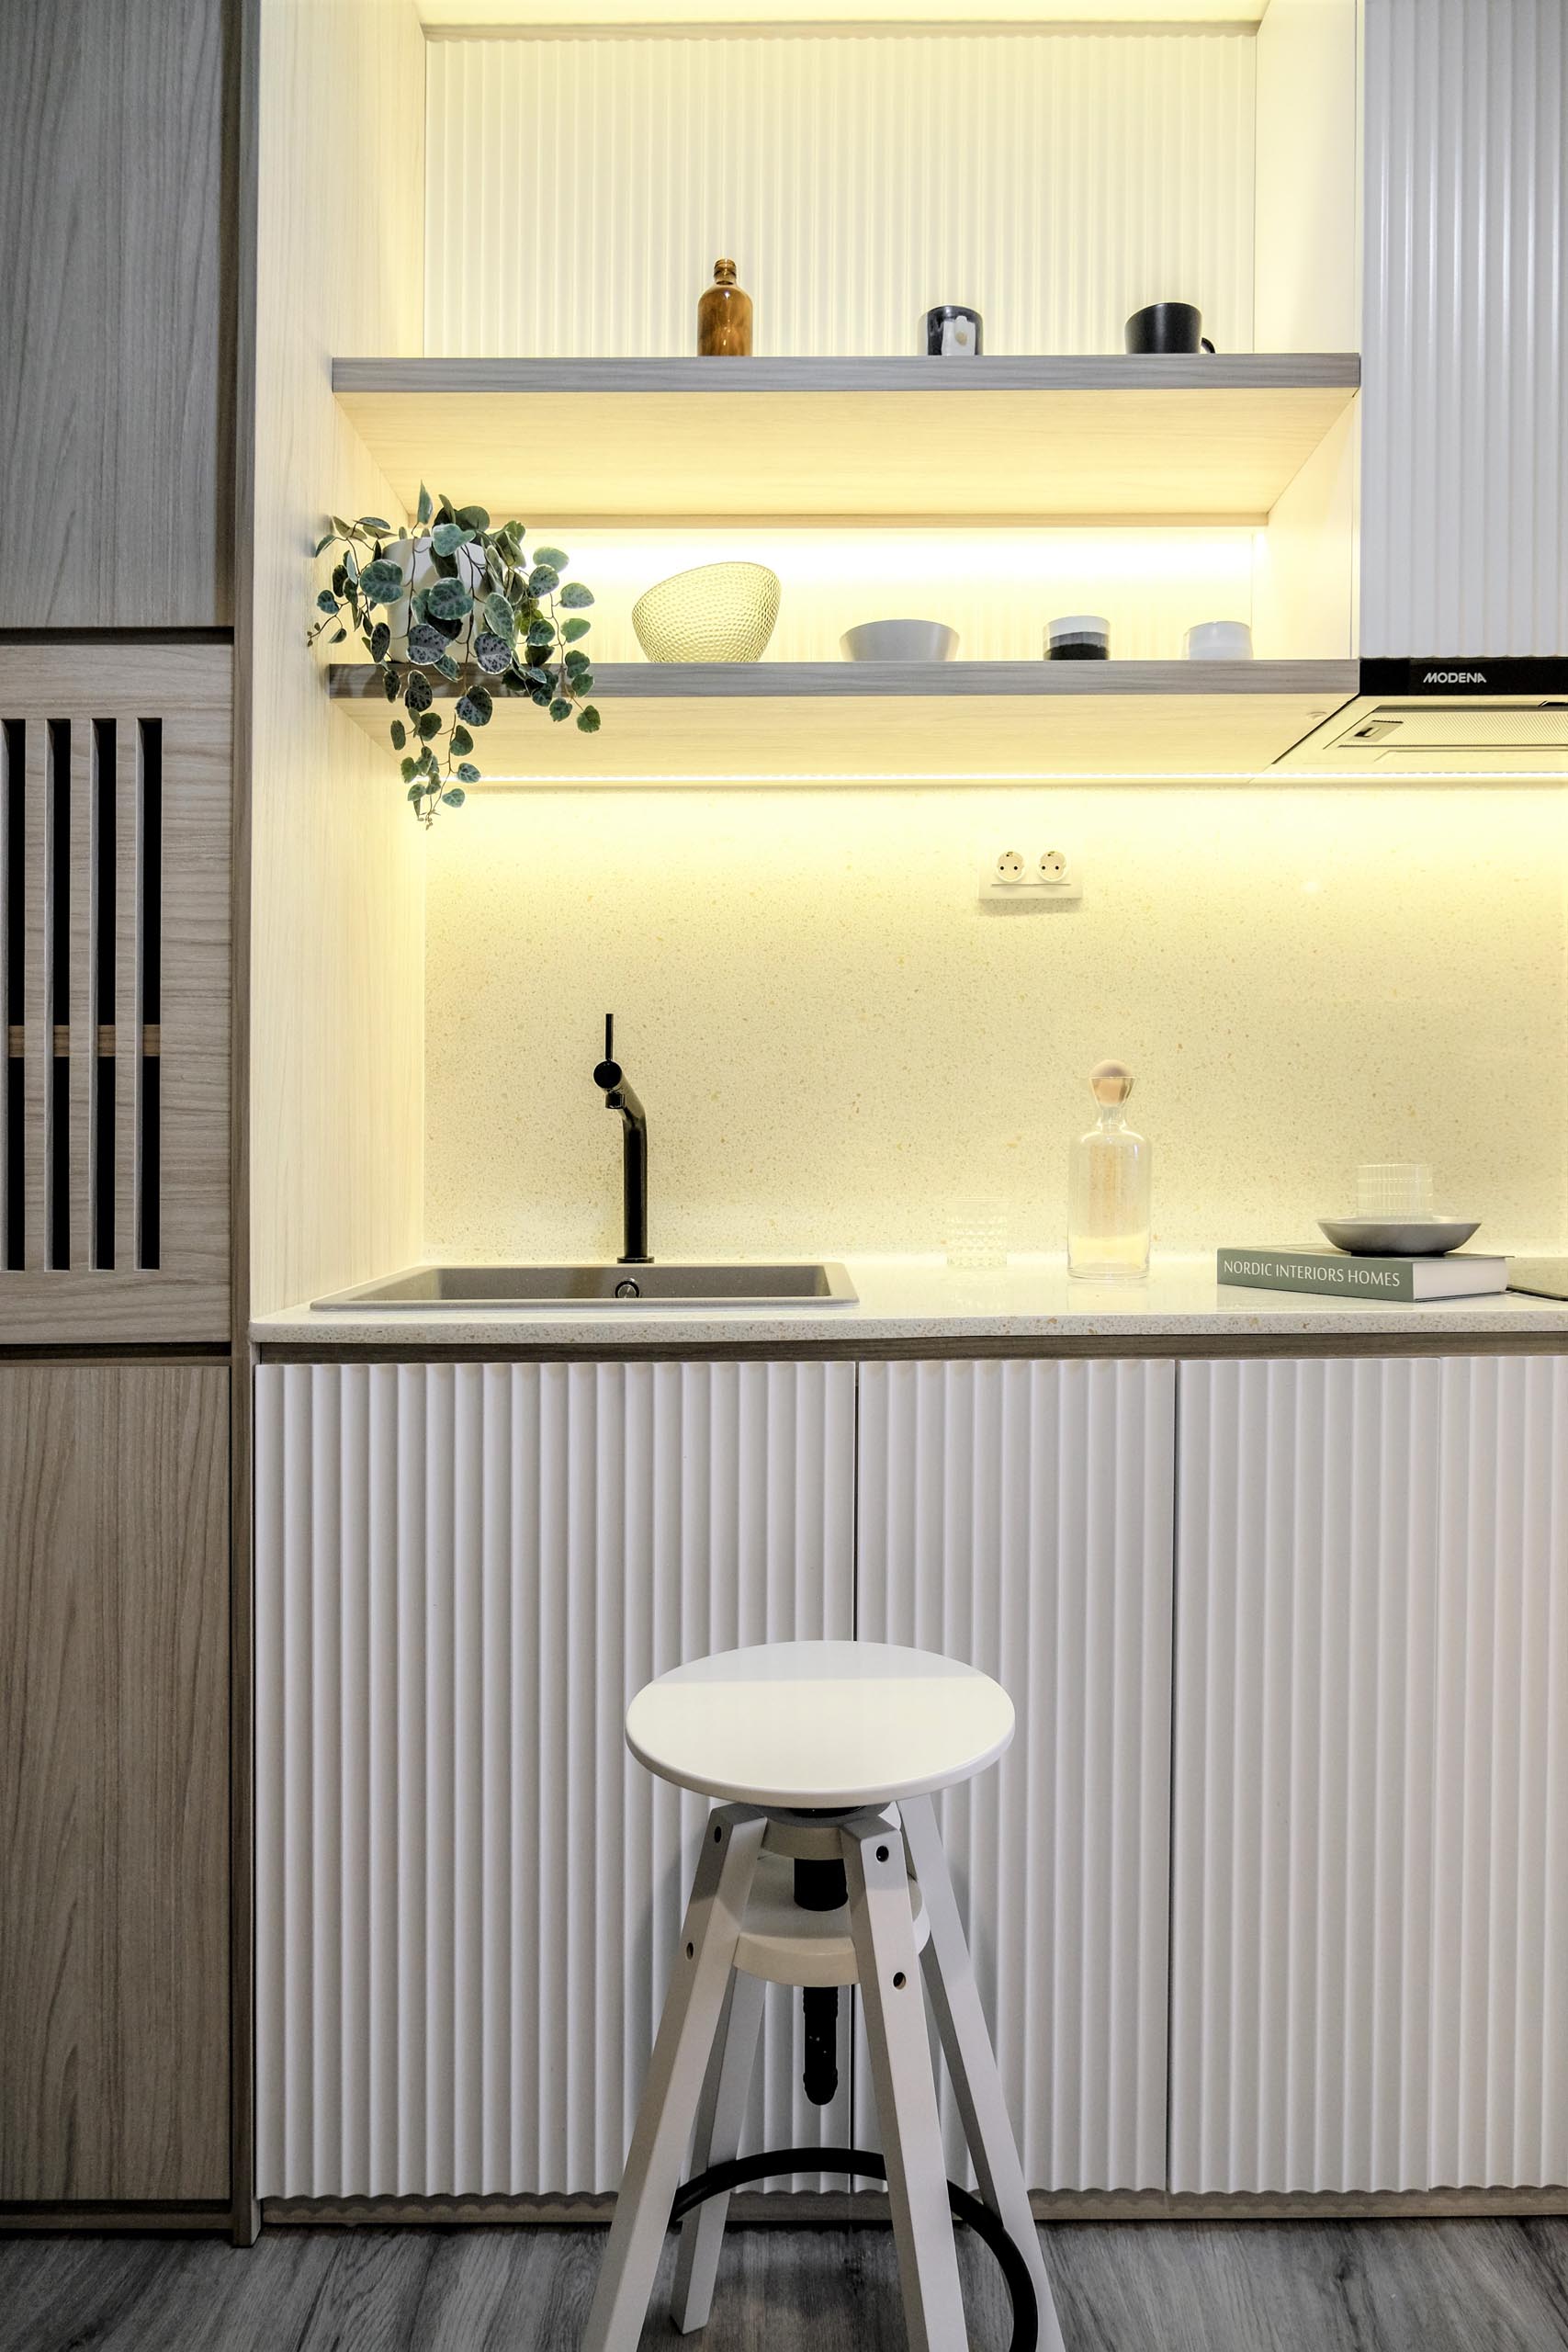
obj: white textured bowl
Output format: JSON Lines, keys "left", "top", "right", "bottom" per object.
{"left": 632, "top": 562, "right": 782, "bottom": 662}
{"left": 1184, "top": 618, "right": 1254, "bottom": 660}
{"left": 1319, "top": 1216, "right": 1481, "bottom": 1257}
{"left": 840, "top": 618, "right": 960, "bottom": 662}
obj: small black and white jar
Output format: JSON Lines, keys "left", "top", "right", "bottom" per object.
{"left": 1044, "top": 614, "right": 1111, "bottom": 661}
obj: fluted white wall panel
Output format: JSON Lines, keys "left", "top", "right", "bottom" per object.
{"left": 255, "top": 1359, "right": 856, "bottom": 2198}
{"left": 1361, "top": 0, "right": 1568, "bottom": 653}
{"left": 853, "top": 1357, "right": 1175, "bottom": 2192}
{"left": 1170, "top": 1355, "right": 1568, "bottom": 2193}
{"left": 427, "top": 30, "right": 1255, "bottom": 359}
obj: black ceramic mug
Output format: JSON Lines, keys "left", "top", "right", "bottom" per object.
{"left": 1125, "top": 301, "right": 1215, "bottom": 355}
{"left": 925, "top": 303, "right": 983, "bottom": 356}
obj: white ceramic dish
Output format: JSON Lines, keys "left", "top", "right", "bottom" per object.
{"left": 1184, "top": 618, "right": 1254, "bottom": 660}
{"left": 1319, "top": 1216, "right": 1481, "bottom": 1256}
{"left": 840, "top": 618, "right": 960, "bottom": 662}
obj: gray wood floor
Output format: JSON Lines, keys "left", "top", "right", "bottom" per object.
{"left": 2, "top": 2218, "right": 1567, "bottom": 2351}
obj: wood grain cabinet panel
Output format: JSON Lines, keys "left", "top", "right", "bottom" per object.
{"left": 0, "top": 645, "right": 231, "bottom": 1343}
{"left": 0, "top": 0, "right": 236, "bottom": 628}
{"left": 0, "top": 1363, "right": 230, "bottom": 2202}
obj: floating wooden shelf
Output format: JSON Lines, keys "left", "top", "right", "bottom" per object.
{"left": 333, "top": 355, "right": 1361, "bottom": 526}
{"left": 329, "top": 660, "right": 1360, "bottom": 782}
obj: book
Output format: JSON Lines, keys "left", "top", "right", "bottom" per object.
{"left": 1217, "top": 1247, "right": 1508, "bottom": 1302}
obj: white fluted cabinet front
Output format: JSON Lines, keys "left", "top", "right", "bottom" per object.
{"left": 254, "top": 1358, "right": 856, "bottom": 2199}
{"left": 854, "top": 1357, "right": 1177, "bottom": 2193}
{"left": 1169, "top": 1354, "right": 1568, "bottom": 2194}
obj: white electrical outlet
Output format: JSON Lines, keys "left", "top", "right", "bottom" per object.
{"left": 979, "top": 846, "right": 1082, "bottom": 903}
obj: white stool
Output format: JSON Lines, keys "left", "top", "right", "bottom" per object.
{"left": 582, "top": 1640, "right": 1066, "bottom": 2352}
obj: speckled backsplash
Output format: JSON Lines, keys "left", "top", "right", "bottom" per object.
{"left": 423, "top": 785, "right": 1568, "bottom": 1264}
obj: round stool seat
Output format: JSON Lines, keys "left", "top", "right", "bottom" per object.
{"left": 626, "top": 1639, "right": 1014, "bottom": 1807}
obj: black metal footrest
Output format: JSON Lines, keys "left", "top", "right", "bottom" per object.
{"left": 670, "top": 2143, "right": 1039, "bottom": 2352}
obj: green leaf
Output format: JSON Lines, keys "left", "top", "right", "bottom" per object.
{"left": 417, "top": 483, "right": 434, "bottom": 526}
{"left": 523, "top": 663, "right": 555, "bottom": 691}
{"left": 532, "top": 545, "right": 570, "bottom": 569}
{"left": 570, "top": 668, "right": 593, "bottom": 692}
{"left": 564, "top": 646, "right": 591, "bottom": 673}
{"left": 357, "top": 515, "right": 390, "bottom": 533}
{"left": 404, "top": 672, "right": 434, "bottom": 715}
{"left": 501, "top": 517, "right": 527, "bottom": 549}
{"left": 425, "top": 575, "right": 473, "bottom": 622}
{"left": 482, "top": 591, "right": 515, "bottom": 640}
{"left": 529, "top": 686, "right": 552, "bottom": 707}
{"left": 474, "top": 630, "right": 513, "bottom": 673}
{"left": 407, "top": 622, "right": 446, "bottom": 666}
{"left": 576, "top": 704, "right": 603, "bottom": 734}
{"left": 456, "top": 763, "right": 480, "bottom": 785}
{"left": 400, "top": 755, "right": 418, "bottom": 783}
{"left": 315, "top": 589, "right": 340, "bottom": 615}
{"left": 562, "top": 616, "right": 592, "bottom": 641}
{"left": 441, "top": 787, "right": 468, "bottom": 808}
{"left": 449, "top": 725, "right": 473, "bottom": 757}
{"left": 331, "top": 627, "right": 347, "bottom": 643}
{"left": 358, "top": 557, "right": 404, "bottom": 605}
{"left": 456, "top": 685, "right": 493, "bottom": 727}
{"left": 456, "top": 503, "right": 491, "bottom": 531}
{"left": 408, "top": 783, "right": 426, "bottom": 804}
{"left": 412, "top": 587, "right": 429, "bottom": 622}
{"left": 427, "top": 610, "right": 466, "bottom": 642}
{"left": 370, "top": 621, "right": 391, "bottom": 662}
{"left": 429, "top": 521, "right": 468, "bottom": 557}
{"left": 390, "top": 719, "right": 407, "bottom": 750}
{"left": 528, "top": 563, "right": 560, "bottom": 595}
{"left": 435, "top": 652, "right": 460, "bottom": 681}
{"left": 548, "top": 697, "right": 572, "bottom": 722}
{"left": 558, "top": 582, "right": 594, "bottom": 609}
{"left": 417, "top": 710, "right": 443, "bottom": 741}
{"left": 313, "top": 532, "right": 335, "bottom": 559}
{"left": 382, "top": 668, "right": 400, "bottom": 702}
{"left": 525, "top": 617, "right": 556, "bottom": 648}
{"left": 343, "top": 546, "right": 359, "bottom": 582}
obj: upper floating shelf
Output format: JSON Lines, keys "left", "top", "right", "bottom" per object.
{"left": 333, "top": 355, "right": 1361, "bottom": 526}
{"left": 329, "top": 659, "right": 1359, "bottom": 782}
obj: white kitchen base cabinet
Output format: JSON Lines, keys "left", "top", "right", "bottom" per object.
{"left": 854, "top": 1357, "right": 1177, "bottom": 2193}
{"left": 1169, "top": 1354, "right": 1568, "bottom": 2195}
{"left": 254, "top": 1359, "right": 856, "bottom": 2198}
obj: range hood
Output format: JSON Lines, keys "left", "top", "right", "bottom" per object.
{"left": 1279, "top": 658, "right": 1568, "bottom": 775}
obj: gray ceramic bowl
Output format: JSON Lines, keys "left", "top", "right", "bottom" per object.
{"left": 840, "top": 618, "right": 959, "bottom": 662}
{"left": 1319, "top": 1216, "right": 1481, "bottom": 1257}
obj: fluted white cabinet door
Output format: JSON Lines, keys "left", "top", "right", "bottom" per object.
{"left": 853, "top": 1356, "right": 1176, "bottom": 2192}
{"left": 1170, "top": 1354, "right": 1568, "bottom": 2193}
{"left": 255, "top": 1358, "right": 855, "bottom": 2199}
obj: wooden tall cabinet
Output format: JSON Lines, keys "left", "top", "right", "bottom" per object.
{"left": 0, "top": 0, "right": 239, "bottom": 629}
{"left": 0, "top": 1364, "right": 230, "bottom": 2202}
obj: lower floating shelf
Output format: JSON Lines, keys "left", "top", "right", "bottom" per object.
{"left": 328, "top": 660, "right": 1359, "bottom": 783}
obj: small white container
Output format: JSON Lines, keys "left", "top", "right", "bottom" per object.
{"left": 1183, "top": 618, "right": 1254, "bottom": 660}
{"left": 840, "top": 618, "right": 959, "bottom": 662}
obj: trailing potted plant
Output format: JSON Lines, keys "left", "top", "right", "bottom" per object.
{"left": 308, "top": 488, "right": 601, "bottom": 824}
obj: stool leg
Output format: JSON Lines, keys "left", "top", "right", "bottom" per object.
{"left": 581, "top": 1805, "right": 765, "bottom": 2352}
{"left": 669, "top": 1964, "right": 767, "bottom": 2333}
{"left": 899, "top": 1792, "right": 1066, "bottom": 2352}
{"left": 843, "top": 1815, "right": 969, "bottom": 2352}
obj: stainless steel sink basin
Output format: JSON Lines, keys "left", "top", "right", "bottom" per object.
{"left": 311, "top": 1262, "right": 858, "bottom": 1309}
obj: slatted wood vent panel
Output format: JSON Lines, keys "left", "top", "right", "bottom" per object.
{"left": 0, "top": 648, "right": 230, "bottom": 1343}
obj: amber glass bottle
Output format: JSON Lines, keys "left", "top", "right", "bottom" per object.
{"left": 697, "top": 259, "right": 753, "bottom": 356}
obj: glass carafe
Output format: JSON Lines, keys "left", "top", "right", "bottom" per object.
{"left": 1067, "top": 1060, "right": 1151, "bottom": 1281}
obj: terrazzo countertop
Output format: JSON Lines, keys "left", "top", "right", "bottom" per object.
{"left": 252, "top": 1254, "right": 1568, "bottom": 1351}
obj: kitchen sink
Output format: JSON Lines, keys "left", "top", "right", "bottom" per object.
{"left": 311, "top": 1262, "right": 858, "bottom": 1309}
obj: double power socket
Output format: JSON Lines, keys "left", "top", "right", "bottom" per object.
{"left": 979, "top": 845, "right": 1082, "bottom": 903}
